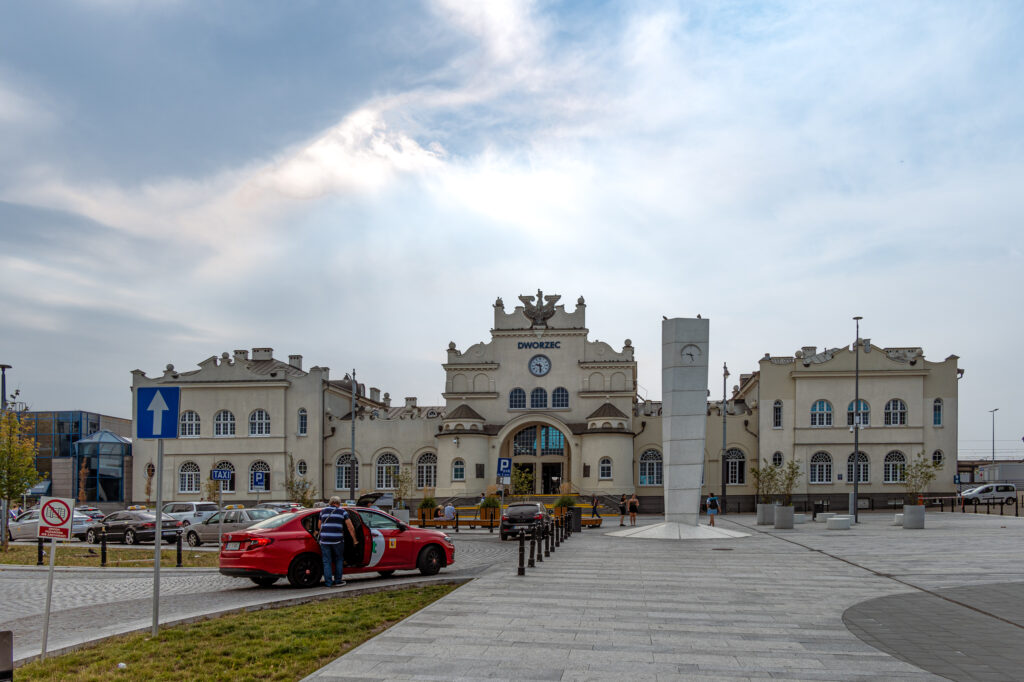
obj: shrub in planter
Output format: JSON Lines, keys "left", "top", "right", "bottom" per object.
{"left": 901, "top": 452, "right": 942, "bottom": 529}
{"left": 418, "top": 496, "right": 437, "bottom": 522}
{"left": 479, "top": 495, "right": 501, "bottom": 521}
{"left": 751, "top": 463, "right": 780, "bottom": 525}
{"left": 554, "top": 495, "right": 577, "bottom": 517}
{"left": 774, "top": 460, "right": 802, "bottom": 530}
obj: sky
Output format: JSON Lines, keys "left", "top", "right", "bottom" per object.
{"left": 1, "top": 1, "right": 1021, "bottom": 460}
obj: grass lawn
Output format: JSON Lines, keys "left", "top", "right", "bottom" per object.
{"left": 0, "top": 544, "right": 219, "bottom": 568}
{"left": 16, "top": 583, "right": 457, "bottom": 681}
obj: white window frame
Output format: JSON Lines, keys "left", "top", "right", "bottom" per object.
{"left": 884, "top": 399, "right": 907, "bottom": 426}
{"left": 416, "top": 452, "right": 437, "bottom": 489}
{"left": 178, "top": 461, "right": 201, "bottom": 494}
{"left": 249, "top": 409, "right": 271, "bottom": 436}
{"left": 376, "top": 453, "right": 399, "bottom": 490}
{"left": 772, "top": 400, "right": 782, "bottom": 429}
{"left": 552, "top": 387, "right": 570, "bottom": 409}
{"left": 599, "top": 457, "right": 613, "bottom": 480}
{"left": 847, "top": 452, "right": 869, "bottom": 484}
{"left": 297, "top": 408, "right": 308, "bottom": 436}
{"left": 847, "top": 400, "right": 870, "bottom": 427}
{"left": 452, "top": 458, "right": 466, "bottom": 482}
{"left": 810, "top": 452, "right": 832, "bottom": 484}
{"left": 810, "top": 400, "right": 833, "bottom": 427}
{"left": 530, "top": 388, "right": 547, "bottom": 409}
{"left": 249, "top": 460, "right": 271, "bottom": 492}
{"left": 933, "top": 398, "right": 943, "bottom": 427}
{"left": 509, "top": 388, "right": 526, "bottom": 409}
{"left": 297, "top": 459, "right": 307, "bottom": 476}
{"left": 179, "top": 410, "right": 201, "bottom": 437}
{"left": 214, "top": 410, "right": 235, "bottom": 437}
{"left": 639, "top": 450, "right": 662, "bottom": 486}
{"left": 884, "top": 451, "right": 906, "bottom": 484}
{"left": 725, "top": 449, "right": 746, "bottom": 485}
{"left": 335, "top": 453, "right": 358, "bottom": 491}
{"left": 932, "top": 450, "right": 944, "bottom": 467}
{"left": 772, "top": 452, "right": 784, "bottom": 467}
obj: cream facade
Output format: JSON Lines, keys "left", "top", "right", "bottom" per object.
{"left": 130, "top": 294, "right": 960, "bottom": 511}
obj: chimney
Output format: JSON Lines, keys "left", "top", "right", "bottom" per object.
{"left": 383, "top": 392, "right": 391, "bottom": 408}
{"left": 233, "top": 349, "right": 249, "bottom": 362}
{"left": 404, "top": 397, "right": 417, "bottom": 408}
{"left": 801, "top": 346, "right": 817, "bottom": 357}
{"left": 288, "top": 355, "right": 303, "bottom": 371}
{"left": 252, "top": 347, "right": 273, "bottom": 361}
{"left": 370, "top": 387, "right": 380, "bottom": 402}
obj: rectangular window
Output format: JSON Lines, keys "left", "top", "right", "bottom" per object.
{"left": 933, "top": 401, "right": 942, "bottom": 426}
{"left": 452, "top": 461, "right": 465, "bottom": 482}
{"left": 772, "top": 402, "right": 782, "bottom": 429}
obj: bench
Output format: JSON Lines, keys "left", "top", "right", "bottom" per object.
{"left": 826, "top": 516, "right": 852, "bottom": 530}
{"left": 815, "top": 512, "right": 836, "bottom": 523}
{"left": 793, "top": 513, "right": 807, "bottom": 524}
{"left": 893, "top": 513, "right": 903, "bottom": 525}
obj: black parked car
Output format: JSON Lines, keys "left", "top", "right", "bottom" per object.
{"left": 85, "top": 510, "right": 182, "bottom": 545}
{"left": 500, "top": 502, "right": 552, "bottom": 541}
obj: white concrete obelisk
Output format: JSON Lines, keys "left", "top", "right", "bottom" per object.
{"left": 662, "top": 317, "right": 710, "bottom": 525}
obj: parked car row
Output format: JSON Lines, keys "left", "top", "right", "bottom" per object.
{"left": 6, "top": 510, "right": 94, "bottom": 541}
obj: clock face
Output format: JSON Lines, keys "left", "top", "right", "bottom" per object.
{"left": 528, "top": 355, "right": 551, "bottom": 376}
{"left": 680, "top": 344, "right": 702, "bottom": 364}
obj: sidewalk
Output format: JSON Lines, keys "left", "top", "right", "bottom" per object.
{"left": 304, "top": 511, "right": 1024, "bottom": 681}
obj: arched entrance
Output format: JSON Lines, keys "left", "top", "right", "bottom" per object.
{"left": 501, "top": 422, "right": 571, "bottom": 495}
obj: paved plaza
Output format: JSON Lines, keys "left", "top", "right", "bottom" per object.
{"left": 305, "top": 511, "right": 1024, "bottom": 681}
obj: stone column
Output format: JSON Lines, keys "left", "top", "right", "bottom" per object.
{"left": 662, "top": 318, "right": 710, "bottom": 525}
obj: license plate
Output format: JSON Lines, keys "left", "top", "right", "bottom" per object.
{"left": 514, "top": 525, "right": 529, "bottom": 530}
{"left": 226, "top": 542, "right": 240, "bottom": 551}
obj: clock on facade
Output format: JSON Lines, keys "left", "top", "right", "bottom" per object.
{"left": 528, "top": 355, "right": 551, "bottom": 376}
{"left": 680, "top": 344, "right": 702, "bottom": 364}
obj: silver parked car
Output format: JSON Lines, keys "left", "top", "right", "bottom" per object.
{"left": 161, "top": 502, "right": 220, "bottom": 526}
{"left": 7, "top": 510, "right": 93, "bottom": 541}
{"left": 184, "top": 507, "right": 279, "bottom": 546}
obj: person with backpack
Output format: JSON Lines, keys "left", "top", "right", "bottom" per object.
{"left": 706, "top": 492, "right": 720, "bottom": 527}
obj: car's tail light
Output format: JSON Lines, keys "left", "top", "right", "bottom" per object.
{"left": 140, "top": 522, "right": 154, "bottom": 529}
{"left": 501, "top": 514, "right": 509, "bottom": 521}
{"left": 246, "top": 537, "right": 273, "bottom": 550}
{"left": 175, "top": 521, "right": 183, "bottom": 527}
{"left": 534, "top": 513, "right": 544, "bottom": 521}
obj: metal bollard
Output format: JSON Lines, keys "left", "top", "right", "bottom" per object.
{"left": 176, "top": 529, "right": 183, "bottom": 567}
{"left": 489, "top": 514, "right": 493, "bottom": 534}
{"left": 554, "top": 518, "right": 560, "bottom": 549}
{"left": 545, "top": 521, "right": 553, "bottom": 555}
{"left": 455, "top": 512, "right": 459, "bottom": 533}
{"left": 528, "top": 530, "right": 536, "bottom": 567}
{"left": 37, "top": 538, "right": 44, "bottom": 566}
{"left": 100, "top": 528, "right": 107, "bottom": 568}
{"left": 517, "top": 531, "right": 525, "bottom": 576}
{"left": 542, "top": 523, "right": 549, "bottom": 558}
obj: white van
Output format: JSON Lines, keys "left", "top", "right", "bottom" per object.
{"left": 962, "top": 483, "right": 1017, "bottom": 505}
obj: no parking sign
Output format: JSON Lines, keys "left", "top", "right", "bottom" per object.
{"left": 38, "top": 496, "right": 73, "bottom": 540}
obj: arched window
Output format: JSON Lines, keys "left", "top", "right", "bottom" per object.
{"left": 933, "top": 398, "right": 943, "bottom": 426}
{"left": 599, "top": 457, "right": 612, "bottom": 480}
{"left": 810, "top": 452, "right": 832, "bottom": 484}
{"left": 376, "top": 453, "right": 400, "bottom": 490}
{"left": 552, "top": 387, "right": 569, "bottom": 408}
{"left": 335, "top": 453, "right": 358, "bottom": 491}
{"left": 847, "top": 452, "right": 869, "bottom": 484}
{"left": 810, "top": 400, "right": 833, "bottom": 427}
{"left": 530, "top": 388, "right": 547, "bottom": 409}
{"left": 932, "top": 450, "right": 944, "bottom": 467}
{"left": 884, "top": 399, "right": 907, "bottom": 426}
{"left": 178, "top": 461, "right": 201, "bottom": 494}
{"left": 772, "top": 452, "right": 784, "bottom": 467}
{"left": 512, "top": 426, "right": 566, "bottom": 456}
{"left": 213, "top": 460, "right": 235, "bottom": 493}
{"left": 249, "top": 409, "right": 271, "bottom": 436}
{"left": 214, "top": 410, "right": 235, "bottom": 436}
{"left": 847, "top": 400, "right": 870, "bottom": 427}
{"left": 297, "top": 460, "right": 307, "bottom": 476}
{"left": 417, "top": 452, "right": 437, "bottom": 489}
{"left": 509, "top": 388, "right": 526, "bottom": 409}
{"left": 452, "top": 458, "right": 465, "bottom": 482}
{"left": 772, "top": 400, "right": 783, "bottom": 429}
{"left": 179, "top": 411, "right": 201, "bottom": 437}
{"left": 249, "top": 460, "right": 270, "bottom": 492}
{"left": 725, "top": 449, "right": 746, "bottom": 485}
{"left": 639, "top": 449, "right": 662, "bottom": 486}
{"left": 297, "top": 408, "right": 308, "bottom": 436}
{"left": 884, "top": 451, "right": 906, "bottom": 483}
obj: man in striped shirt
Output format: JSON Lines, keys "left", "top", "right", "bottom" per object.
{"left": 319, "top": 496, "right": 359, "bottom": 587}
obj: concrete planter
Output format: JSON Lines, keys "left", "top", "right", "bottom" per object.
{"left": 902, "top": 504, "right": 926, "bottom": 529}
{"left": 774, "top": 505, "right": 795, "bottom": 529}
{"left": 756, "top": 503, "right": 775, "bottom": 525}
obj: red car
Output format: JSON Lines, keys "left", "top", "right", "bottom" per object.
{"left": 219, "top": 507, "right": 455, "bottom": 588}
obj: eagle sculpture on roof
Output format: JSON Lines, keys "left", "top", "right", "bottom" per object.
{"left": 519, "top": 289, "right": 560, "bottom": 326}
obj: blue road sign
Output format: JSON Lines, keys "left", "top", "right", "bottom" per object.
{"left": 211, "top": 469, "right": 233, "bottom": 481}
{"left": 497, "top": 457, "right": 512, "bottom": 478}
{"left": 136, "top": 387, "right": 180, "bottom": 439}
{"left": 253, "top": 471, "right": 266, "bottom": 489}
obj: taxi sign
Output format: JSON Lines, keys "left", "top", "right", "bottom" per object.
{"left": 38, "top": 496, "right": 74, "bottom": 540}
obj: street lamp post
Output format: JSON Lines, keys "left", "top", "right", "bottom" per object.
{"left": 349, "top": 370, "right": 357, "bottom": 503}
{"left": 721, "top": 363, "right": 729, "bottom": 515}
{"left": 989, "top": 408, "right": 999, "bottom": 464}
{"left": 852, "top": 317, "right": 862, "bottom": 523}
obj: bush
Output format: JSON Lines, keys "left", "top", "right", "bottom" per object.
{"left": 418, "top": 496, "right": 437, "bottom": 510}
{"left": 554, "top": 494, "right": 577, "bottom": 510}
{"left": 478, "top": 495, "right": 500, "bottom": 509}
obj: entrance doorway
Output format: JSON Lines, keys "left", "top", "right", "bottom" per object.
{"left": 513, "top": 463, "right": 535, "bottom": 496}
{"left": 542, "top": 462, "right": 562, "bottom": 495}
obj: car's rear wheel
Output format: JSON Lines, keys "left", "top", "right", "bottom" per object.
{"left": 287, "top": 553, "right": 323, "bottom": 588}
{"left": 417, "top": 545, "right": 443, "bottom": 576}
{"left": 250, "top": 576, "right": 279, "bottom": 587}
{"left": 186, "top": 531, "right": 201, "bottom": 547}
{"left": 86, "top": 529, "right": 98, "bottom": 544}
{"left": 377, "top": 570, "right": 395, "bottom": 578}
{"left": 1007, "top": 497, "right": 1016, "bottom": 506}
{"left": 124, "top": 529, "right": 137, "bottom": 545}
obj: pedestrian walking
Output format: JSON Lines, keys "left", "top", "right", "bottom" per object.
{"left": 628, "top": 494, "right": 639, "bottom": 526}
{"left": 705, "top": 492, "right": 719, "bottom": 527}
{"left": 618, "top": 494, "right": 627, "bottom": 526}
{"left": 591, "top": 495, "right": 600, "bottom": 519}
{"left": 318, "top": 496, "right": 359, "bottom": 587}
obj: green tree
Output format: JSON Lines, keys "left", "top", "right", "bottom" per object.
{"left": 511, "top": 466, "right": 534, "bottom": 499}
{"left": 902, "top": 451, "right": 942, "bottom": 504}
{"left": 1, "top": 411, "right": 40, "bottom": 551}
{"left": 284, "top": 453, "right": 319, "bottom": 508}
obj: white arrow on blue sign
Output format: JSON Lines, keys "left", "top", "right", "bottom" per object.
{"left": 136, "top": 387, "right": 181, "bottom": 439}
{"left": 497, "top": 457, "right": 512, "bottom": 478}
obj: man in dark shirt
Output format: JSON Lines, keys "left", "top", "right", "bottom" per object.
{"left": 319, "top": 496, "right": 358, "bottom": 587}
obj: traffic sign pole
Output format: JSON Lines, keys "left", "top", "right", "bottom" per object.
{"left": 152, "top": 438, "right": 163, "bottom": 637}
{"left": 40, "top": 537, "right": 57, "bottom": 659}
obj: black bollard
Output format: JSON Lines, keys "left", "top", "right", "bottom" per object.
{"left": 489, "top": 514, "right": 493, "bottom": 534}
{"left": 545, "top": 521, "right": 552, "bottom": 556}
{"left": 176, "top": 529, "right": 183, "bottom": 567}
{"left": 528, "top": 530, "right": 536, "bottom": 567}
{"left": 37, "top": 538, "right": 44, "bottom": 566}
{"left": 455, "top": 511, "right": 459, "bottom": 533}
{"left": 553, "top": 518, "right": 560, "bottom": 549}
{"left": 517, "top": 531, "right": 525, "bottom": 576}
{"left": 100, "top": 528, "right": 107, "bottom": 568}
